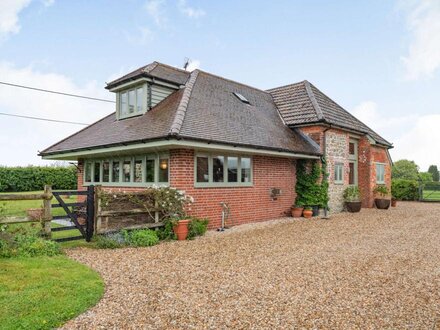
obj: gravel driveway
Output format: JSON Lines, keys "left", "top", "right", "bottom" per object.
{"left": 63, "top": 202, "right": 440, "bottom": 329}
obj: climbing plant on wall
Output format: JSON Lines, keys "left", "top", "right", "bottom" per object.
{"left": 295, "top": 159, "right": 329, "bottom": 208}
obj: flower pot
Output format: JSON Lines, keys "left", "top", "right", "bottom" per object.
{"left": 173, "top": 219, "right": 191, "bottom": 241}
{"left": 375, "top": 198, "right": 390, "bottom": 210}
{"left": 291, "top": 207, "right": 304, "bottom": 218}
{"left": 27, "top": 208, "right": 44, "bottom": 220}
{"left": 346, "top": 201, "right": 362, "bottom": 213}
{"left": 303, "top": 209, "right": 313, "bottom": 219}
{"left": 391, "top": 199, "right": 397, "bottom": 207}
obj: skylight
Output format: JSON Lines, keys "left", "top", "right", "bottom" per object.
{"left": 233, "top": 92, "right": 250, "bottom": 104}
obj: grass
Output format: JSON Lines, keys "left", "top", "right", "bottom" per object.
{"left": 422, "top": 189, "right": 440, "bottom": 201}
{"left": 0, "top": 256, "right": 104, "bottom": 330}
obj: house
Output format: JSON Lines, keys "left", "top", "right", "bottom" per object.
{"left": 40, "top": 62, "right": 392, "bottom": 228}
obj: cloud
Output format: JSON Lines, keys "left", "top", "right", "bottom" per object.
{"left": 144, "top": 0, "right": 167, "bottom": 26}
{"left": 41, "top": 0, "right": 55, "bottom": 6}
{"left": 0, "top": 0, "right": 32, "bottom": 41}
{"left": 126, "top": 27, "right": 154, "bottom": 46}
{"left": 185, "top": 59, "right": 200, "bottom": 71}
{"left": 178, "top": 0, "right": 205, "bottom": 19}
{"left": 0, "top": 61, "right": 113, "bottom": 166}
{"left": 400, "top": 0, "right": 440, "bottom": 80}
{"left": 351, "top": 101, "right": 439, "bottom": 171}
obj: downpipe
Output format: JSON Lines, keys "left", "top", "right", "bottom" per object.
{"left": 218, "top": 202, "right": 230, "bottom": 231}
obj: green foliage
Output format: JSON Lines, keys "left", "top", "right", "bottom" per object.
{"left": 295, "top": 160, "right": 329, "bottom": 208}
{"left": 123, "top": 229, "right": 159, "bottom": 247}
{"left": 392, "top": 160, "right": 419, "bottom": 180}
{"left": 157, "top": 219, "right": 177, "bottom": 240}
{"left": 374, "top": 185, "right": 389, "bottom": 198}
{"left": 0, "top": 166, "right": 77, "bottom": 192}
{"left": 428, "top": 165, "right": 439, "bottom": 182}
{"left": 343, "top": 186, "right": 361, "bottom": 202}
{"left": 187, "top": 218, "right": 209, "bottom": 240}
{"left": 419, "top": 172, "right": 433, "bottom": 182}
{"left": 94, "top": 234, "right": 124, "bottom": 249}
{"left": 391, "top": 179, "right": 419, "bottom": 200}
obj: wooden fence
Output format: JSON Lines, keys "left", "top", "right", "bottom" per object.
{"left": 0, "top": 185, "right": 52, "bottom": 237}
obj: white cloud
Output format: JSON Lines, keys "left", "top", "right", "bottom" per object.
{"left": 144, "top": 0, "right": 167, "bottom": 26}
{"left": 178, "top": 0, "right": 205, "bottom": 19}
{"left": 185, "top": 59, "right": 200, "bottom": 71}
{"left": 41, "top": 0, "right": 54, "bottom": 7}
{"left": 126, "top": 27, "right": 154, "bottom": 46}
{"left": 0, "top": 62, "right": 113, "bottom": 166}
{"left": 351, "top": 101, "right": 439, "bottom": 171}
{"left": 0, "top": 0, "right": 32, "bottom": 41}
{"left": 400, "top": 0, "right": 440, "bottom": 80}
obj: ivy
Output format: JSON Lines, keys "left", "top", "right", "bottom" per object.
{"left": 295, "top": 159, "right": 329, "bottom": 208}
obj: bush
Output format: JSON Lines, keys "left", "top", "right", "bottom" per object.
{"left": 94, "top": 233, "right": 124, "bottom": 249}
{"left": 157, "top": 220, "right": 176, "bottom": 240}
{"left": 0, "top": 166, "right": 77, "bottom": 192}
{"left": 392, "top": 179, "right": 419, "bottom": 200}
{"left": 123, "top": 229, "right": 159, "bottom": 247}
{"left": 343, "top": 186, "right": 361, "bottom": 202}
{"left": 187, "top": 218, "right": 209, "bottom": 239}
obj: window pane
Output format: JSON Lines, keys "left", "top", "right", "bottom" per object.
{"left": 227, "top": 157, "right": 238, "bottom": 182}
{"left": 212, "top": 156, "right": 224, "bottom": 182}
{"left": 94, "top": 162, "right": 100, "bottom": 182}
{"left": 376, "top": 164, "right": 384, "bottom": 183}
{"left": 128, "top": 90, "right": 135, "bottom": 114}
{"left": 159, "top": 159, "right": 169, "bottom": 182}
{"left": 112, "top": 161, "right": 120, "bottom": 182}
{"left": 122, "top": 160, "right": 131, "bottom": 182}
{"left": 120, "top": 92, "right": 127, "bottom": 115}
{"left": 349, "top": 162, "right": 355, "bottom": 185}
{"left": 241, "top": 157, "right": 251, "bottom": 183}
{"left": 335, "top": 164, "right": 343, "bottom": 182}
{"left": 196, "top": 157, "right": 209, "bottom": 182}
{"left": 103, "top": 161, "right": 110, "bottom": 182}
{"left": 136, "top": 88, "right": 143, "bottom": 113}
{"left": 146, "top": 159, "right": 155, "bottom": 182}
{"left": 134, "top": 159, "right": 142, "bottom": 182}
{"left": 349, "top": 142, "right": 355, "bottom": 155}
{"left": 85, "top": 163, "right": 92, "bottom": 182}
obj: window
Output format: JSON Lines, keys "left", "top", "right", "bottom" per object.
{"left": 84, "top": 154, "right": 169, "bottom": 186}
{"left": 195, "top": 154, "right": 252, "bottom": 187}
{"left": 349, "top": 142, "right": 355, "bottom": 155}
{"left": 233, "top": 92, "right": 250, "bottom": 104}
{"left": 349, "top": 162, "right": 355, "bottom": 185}
{"left": 376, "top": 163, "right": 385, "bottom": 184}
{"left": 334, "top": 163, "right": 344, "bottom": 184}
{"left": 118, "top": 85, "right": 145, "bottom": 119}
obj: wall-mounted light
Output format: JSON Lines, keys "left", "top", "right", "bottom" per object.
{"left": 160, "top": 159, "right": 168, "bottom": 170}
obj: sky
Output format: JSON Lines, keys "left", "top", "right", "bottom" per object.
{"left": 0, "top": 0, "right": 439, "bottom": 171}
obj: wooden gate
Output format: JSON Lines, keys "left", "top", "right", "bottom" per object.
{"left": 51, "top": 186, "right": 95, "bottom": 242}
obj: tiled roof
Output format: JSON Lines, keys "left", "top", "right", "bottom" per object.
{"left": 267, "top": 81, "right": 392, "bottom": 147}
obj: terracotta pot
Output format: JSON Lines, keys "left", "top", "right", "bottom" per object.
{"left": 375, "top": 198, "right": 390, "bottom": 210}
{"left": 391, "top": 199, "right": 397, "bottom": 207}
{"left": 346, "top": 201, "right": 362, "bottom": 213}
{"left": 27, "top": 208, "right": 44, "bottom": 220}
{"left": 291, "top": 207, "right": 304, "bottom": 218}
{"left": 303, "top": 209, "right": 313, "bottom": 219}
{"left": 173, "top": 219, "right": 191, "bottom": 241}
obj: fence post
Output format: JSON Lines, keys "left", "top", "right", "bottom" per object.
{"left": 42, "top": 185, "right": 52, "bottom": 238}
{"left": 95, "top": 185, "right": 102, "bottom": 235}
{"left": 86, "top": 185, "right": 95, "bottom": 242}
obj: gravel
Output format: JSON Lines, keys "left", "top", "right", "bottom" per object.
{"left": 63, "top": 202, "right": 440, "bottom": 329}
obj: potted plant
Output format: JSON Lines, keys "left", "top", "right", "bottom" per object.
{"left": 373, "top": 185, "right": 391, "bottom": 209}
{"left": 343, "top": 186, "right": 362, "bottom": 213}
{"left": 172, "top": 219, "right": 191, "bottom": 240}
{"left": 291, "top": 203, "right": 304, "bottom": 218}
{"left": 303, "top": 207, "right": 313, "bottom": 219}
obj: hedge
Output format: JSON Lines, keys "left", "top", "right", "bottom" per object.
{"left": 0, "top": 166, "right": 77, "bottom": 192}
{"left": 391, "top": 179, "right": 419, "bottom": 201}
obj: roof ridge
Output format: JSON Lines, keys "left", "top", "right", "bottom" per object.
{"left": 304, "top": 80, "right": 324, "bottom": 121}
{"left": 169, "top": 69, "right": 199, "bottom": 135}
{"left": 142, "top": 61, "right": 159, "bottom": 74}
{"left": 153, "top": 61, "right": 191, "bottom": 74}
{"left": 266, "top": 80, "right": 305, "bottom": 92}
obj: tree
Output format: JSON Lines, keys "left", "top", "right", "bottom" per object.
{"left": 419, "top": 172, "right": 433, "bottom": 182}
{"left": 428, "top": 165, "right": 439, "bottom": 182}
{"left": 392, "top": 160, "right": 419, "bottom": 180}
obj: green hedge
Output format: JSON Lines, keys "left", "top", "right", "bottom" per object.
{"left": 391, "top": 179, "right": 419, "bottom": 201}
{"left": 0, "top": 166, "right": 77, "bottom": 192}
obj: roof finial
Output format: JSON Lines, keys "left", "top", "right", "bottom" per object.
{"left": 183, "top": 57, "right": 190, "bottom": 71}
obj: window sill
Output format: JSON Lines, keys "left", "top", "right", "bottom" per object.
{"left": 194, "top": 182, "right": 253, "bottom": 188}
{"left": 119, "top": 112, "right": 145, "bottom": 120}
{"left": 83, "top": 182, "right": 169, "bottom": 188}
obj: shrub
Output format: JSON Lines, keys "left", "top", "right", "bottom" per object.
{"left": 295, "top": 160, "right": 329, "bottom": 208}
{"left": 187, "top": 218, "right": 209, "bottom": 240}
{"left": 157, "top": 220, "right": 176, "bottom": 240}
{"left": 391, "top": 179, "right": 419, "bottom": 200}
{"left": 0, "top": 165, "right": 77, "bottom": 192}
{"left": 343, "top": 186, "right": 361, "bottom": 202}
{"left": 373, "top": 185, "right": 389, "bottom": 198}
{"left": 94, "top": 233, "right": 124, "bottom": 249}
{"left": 123, "top": 229, "right": 159, "bottom": 247}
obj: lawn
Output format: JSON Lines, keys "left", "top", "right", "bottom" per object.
{"left": 0, "top": 256, "right": 104, "bottom": 330}
{"left": 423, "top": 189, "right": 440, "bottom": 201}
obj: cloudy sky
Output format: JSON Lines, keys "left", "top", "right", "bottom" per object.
{"left": 0, "top": 0, "right": 439, "bottom": 170}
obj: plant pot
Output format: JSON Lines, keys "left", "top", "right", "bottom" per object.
{"left": 391, "top": 199, "right": 397, "bottom": 207}
{"left": 345, "top": 201, "right": 362, "bottom": 213}
{"left": 291, "top": 207, "right": 303, "bottom": 218}
{"left": 173, "top": 219, "right": 191, "bottom": 241}
{"left": 303, "top": 209, "right": 313, "bottom": 219}
{"left": 375, "top": 199, "right": 390, "bottom": 210}
{"left": 27, "top": 208, "right": 44, "bottom": 220}
{"left": 311, "top": 205, "right": 320, "bottom": 216}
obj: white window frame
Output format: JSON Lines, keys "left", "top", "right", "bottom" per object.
{"left": 376, "top": 162, "right": 385, "bottom": 184}
{"left": 116, "top": 84, "right": 148, "bottom": 120}
{"left": 334, "top": 162, "right": 344, "bottom": 184}
{"left": 194, "top": 153, "right": 253, "bottom": 188}
{"left": 83, "top": 153, "right": 169, "bottom": 187}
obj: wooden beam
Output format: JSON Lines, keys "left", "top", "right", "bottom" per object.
{"left": 98, "top": 208, "right": 157, "bottom": 217}
{"left": 0, "top": 193, "right": 52, "bottom": 201}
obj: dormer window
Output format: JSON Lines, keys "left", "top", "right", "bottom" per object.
{"left": 119, "top": 86, "right": 145, "bottom": 119}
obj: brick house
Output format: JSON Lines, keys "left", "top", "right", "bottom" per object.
{"left": 40, "top": 62, "right": 392, "bottom": 228}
